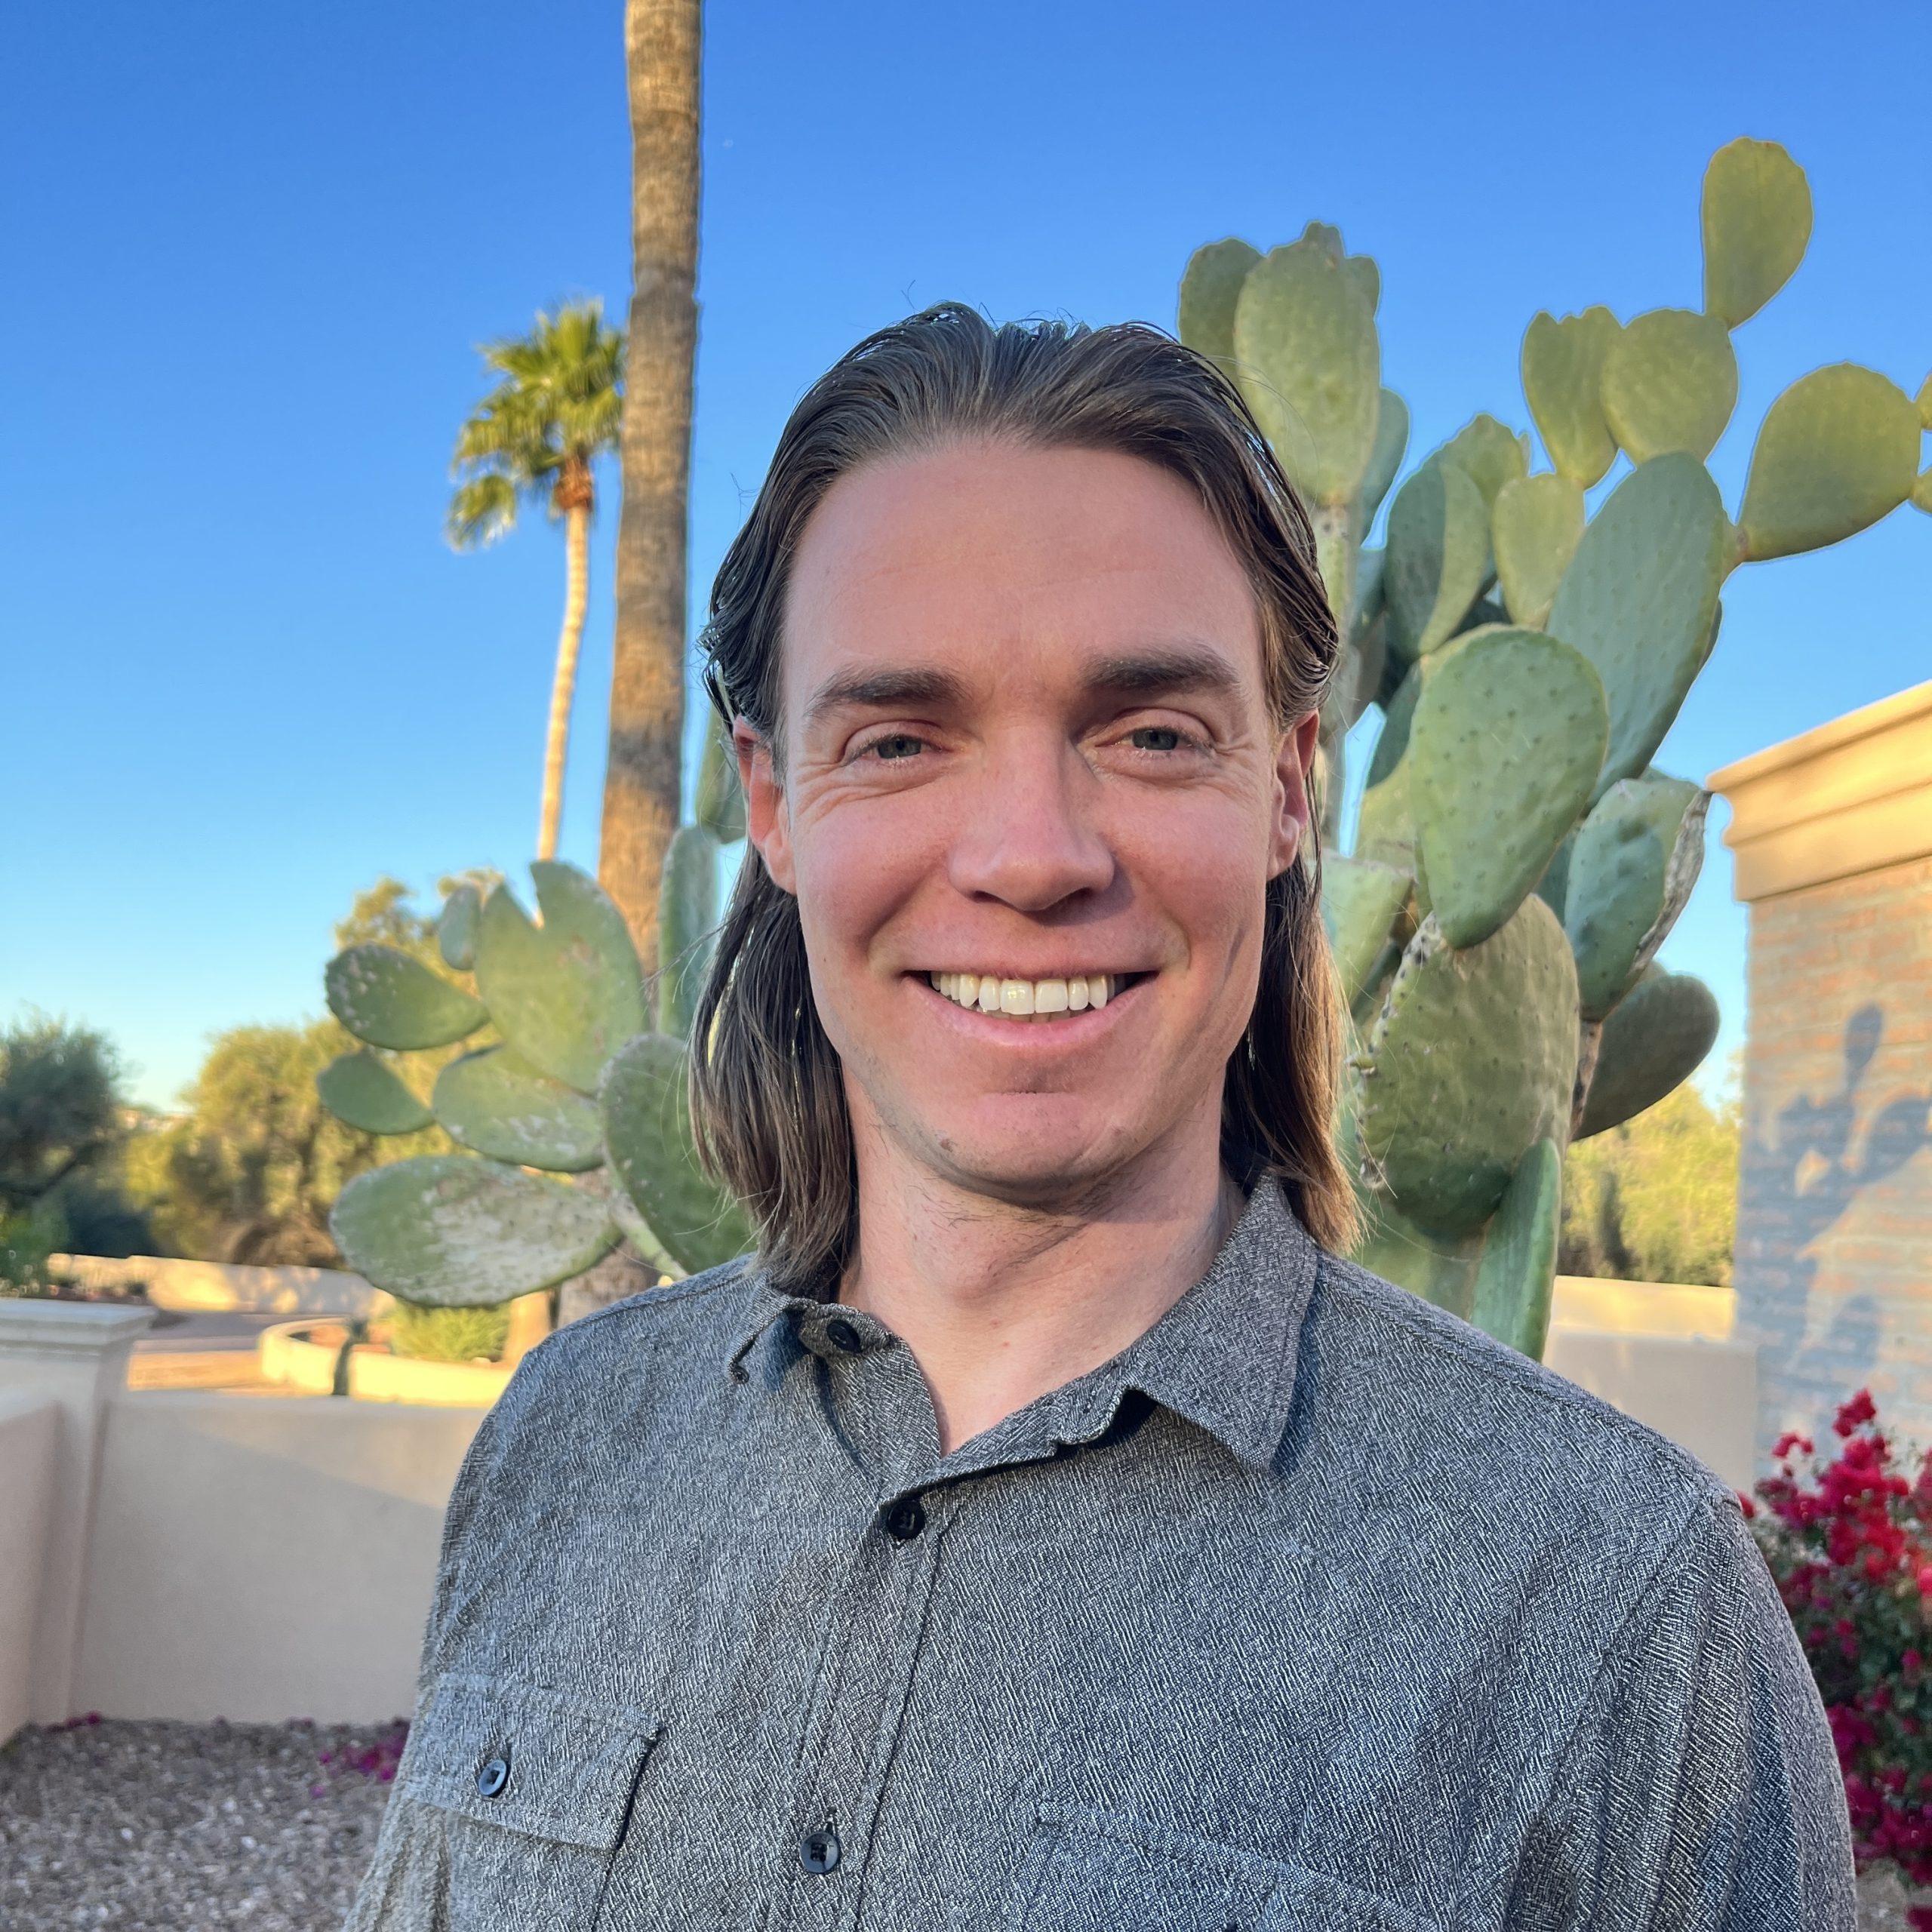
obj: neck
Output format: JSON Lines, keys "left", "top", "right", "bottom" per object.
{"left": 838, "top": 1094, "right": 1243, "bottom": 1455}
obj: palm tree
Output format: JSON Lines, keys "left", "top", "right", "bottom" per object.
{"left": 448, "top": 301, "right": 625, "bottom": 861}
{"left": 605, "top": 0, "right": 702, "bottom": 968}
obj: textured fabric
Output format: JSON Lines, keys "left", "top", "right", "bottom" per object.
{"left": 345, "top": 1180, "right": 1853, "bottom": 1930}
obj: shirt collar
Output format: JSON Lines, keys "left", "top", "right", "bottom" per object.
{"left": 725, "top": 1177, "right": 1320, "bottom": 1475}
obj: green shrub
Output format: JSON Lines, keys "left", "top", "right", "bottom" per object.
{"left": 386, "top": 1300, "right": 511, "bottom": 1364}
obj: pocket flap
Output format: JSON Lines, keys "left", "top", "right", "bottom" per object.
{"left": 1019, "top": 1808, "right": 1435, "bottom": 1932}
{"left": 401, "top": 1673, "right": 662, "bottom": 1852}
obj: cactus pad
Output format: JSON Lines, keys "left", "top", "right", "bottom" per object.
{"left": 1354, "top": 660, "right": 1431, "bottom": 869}
{"left": 1576, "top": 968, "right": 1718, "bottom": 1138}
{"left": 330, "top": 1155, "right": 618, "bottom": 1306}
{"left": 1702, "top": 138, "right": 1812, "bottom": 328}
{"left": 601, "top": 1033, "right": 754, "bottom": 1275}
{"left": 1350, "top": 1192, "right": 1485, "bottom": 1320}
{"left": 475, "top": 862, "right": 647, "bottom": 1094}
{"left": 1233, "top": 237, "right": 1381, "bottom": 504}
{"left": 325, "top": 945, "right": 487, "bottom": 1051}
{"left": 1738, "top": 365, "right": 1922, "bottom": 561}
{"left": 1409, "top": 628, "right": 1608, "bottom": 949}
{"left": 1599, "top": 309, "right": 1739, "bottom": 465}
{"left": 438, "top": 884, "right": 481, "bottom": 971}
{"left": 1177, "top": 238, "right": 1260, "bottom": 367}
{"left": 432, "top": 1045, "right": 606, "bottom": 1171}
{"left": 1546, "top": 454, "right": 1729, "bottom": 797}
{"left": 1564, "top": 775, "right": 1708, "bottom": 1020}
{"left": 1435, "top": 415, "right": 1529, "bottom": 511}
{"left": 1521, "top": 307, "right": 1621, "bottom": 487}
{"left": 1321, "top": 857, "right": 1412, "bottom": 1008}
{"left": 1358, "top": 390, "right": 1410, "bottom": 527}
{"left": 1469, "top": 1137, "right": 1561, "bottom": 1358}
{"left": 695, "top": 718, "right": 747, "bottom": 844}
{"left": 655, "top": 824, "right": 720, "bottom": 1040}
{"left": 316, "top": 1051, "right": 435, "bottom": 1136}
{"left": 1491, "top": 472, "right": 1585, "bottom": 629}
{"left": 1385, "top": 460, "right": 1490, "bottom": 659}
{"left": 1352, "top": 900, "right": 1579, "bottom": 1234}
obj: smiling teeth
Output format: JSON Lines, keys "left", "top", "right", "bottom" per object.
{"left": 931, "top": 972, "right": 1121, "bottom": 1019}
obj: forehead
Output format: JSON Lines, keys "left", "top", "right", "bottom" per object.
{"left": 779, "top": 440, "right": 1263, "bottom": 712}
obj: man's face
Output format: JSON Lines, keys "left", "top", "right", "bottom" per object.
{"left": 739, "top": 440, "right": 1317, "bottom": 1211}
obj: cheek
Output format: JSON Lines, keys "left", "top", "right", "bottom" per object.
{"left": 788, "top": 805, "right": 929, "bottom": 982}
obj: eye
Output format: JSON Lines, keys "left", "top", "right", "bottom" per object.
{"left": 865, "top": 732, "right": 925, "bottom": 762}
{"left": 1129, "top": 725, "right": 1187, "bottom": 752}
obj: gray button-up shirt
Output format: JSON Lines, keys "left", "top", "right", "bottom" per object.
{"left": 346, "top": 1180, "right": 1852, "bottom": 1930}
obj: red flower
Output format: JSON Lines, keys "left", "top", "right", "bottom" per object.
{"left": 1837, "top": 1391, "right": 1878, "bottom": 1437}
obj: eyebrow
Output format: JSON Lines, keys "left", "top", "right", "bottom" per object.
{"left": 799, "top": 645, "right": 1244, "bottom": 731}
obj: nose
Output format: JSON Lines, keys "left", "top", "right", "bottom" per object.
{"left": 944, "top": 728, "right": 1115, "bottom": 912}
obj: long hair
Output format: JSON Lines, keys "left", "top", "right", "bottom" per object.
{"left": 689, "top": 303, "right": 1356, "bottom": 1288}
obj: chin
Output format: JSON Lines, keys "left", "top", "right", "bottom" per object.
{"left": 918, "top": 1103, "right": 1140, "bottom": 1199}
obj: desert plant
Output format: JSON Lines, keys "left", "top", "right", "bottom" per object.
{"left": 386, "top": 1300, "right": 512, "bottom": 1364}
{"left": 1182, "top": 139, "right": 1930, "bottom": 1355}
{"left": 449, "top": 300, "right": 625, "bottom": 863}
{"left": 1752, "top": 1392, "right": 1932, "bottom": 1911}
{"left": 315, "top": 718, "right": 748, "bottom": 1313}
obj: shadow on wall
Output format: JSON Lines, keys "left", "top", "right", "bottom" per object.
{"left": 1747, "top": 1004, "right": 1932, "bottom": 1435}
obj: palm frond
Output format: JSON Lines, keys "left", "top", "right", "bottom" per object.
{"left": 447, "top": 471, "right": 521, "bottom": 549}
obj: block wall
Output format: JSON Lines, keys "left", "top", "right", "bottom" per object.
{"left": 1734, "top": 853, "right": 1932, "bottom": 1459}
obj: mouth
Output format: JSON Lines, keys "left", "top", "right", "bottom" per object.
{"left": 921, "top": 970, "right": 1150, "bottom": 1023}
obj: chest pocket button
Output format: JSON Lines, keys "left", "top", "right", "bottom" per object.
{"left": 475, "top": 1755, "right": 511, "bottom": 1798}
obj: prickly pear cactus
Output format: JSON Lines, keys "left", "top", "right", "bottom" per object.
{"left": 318, "top": 722, "right": 751, "bottom": 1321}
{"left": 1181, "top": 137, "right": 1930, "bottom": 1358}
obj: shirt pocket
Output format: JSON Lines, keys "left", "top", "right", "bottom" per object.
{"left": 387, "top": 1672, "right": 663, "bottom": 1930}
{"left": 1011, "top": 1807, "right": 1436, "bottom": 1932}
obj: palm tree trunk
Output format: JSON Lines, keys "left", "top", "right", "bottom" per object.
{"left": 602, "top": 0, "right": 702, "bottom": 970}
{"left": 537, "top": 504, "right": 592, "bottom": 860}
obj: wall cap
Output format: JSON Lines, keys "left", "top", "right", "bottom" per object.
{"left": 0, "top": 1300, "right": 155, "bottom": 1355}
{"left": 1706, "top": 679, "right": 1932, "bottom": 901}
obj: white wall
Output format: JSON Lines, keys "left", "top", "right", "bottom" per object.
{"left": 0, "top": 1391, "right": 58, "bottom": 1743}
{"left": 53, "top": 1254, "right": 387, "bottom": 1318}
{"left": 75, "top": 1394, "right": 484, "bottom": 1723}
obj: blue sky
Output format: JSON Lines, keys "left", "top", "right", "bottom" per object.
{"left": 3, "top": 0, "right": 1927, "bottom": 1109}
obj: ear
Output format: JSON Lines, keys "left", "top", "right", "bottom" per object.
{"left": 1269, "top": 709, "right": 1321, "bottom": 877}
{"left": 734, "top": 718, "right": 797, "bottom": 895}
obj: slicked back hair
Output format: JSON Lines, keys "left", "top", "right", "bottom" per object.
{"left": 688, "top": 303, "right": 1357, "bottom": 1290}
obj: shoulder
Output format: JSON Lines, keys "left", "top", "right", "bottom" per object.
{"left": 1292, "top": 1248, "right": 1739, "bottom": 1608}
{"left": 471, "top": 1256, "right": 762, "bottom": 1449}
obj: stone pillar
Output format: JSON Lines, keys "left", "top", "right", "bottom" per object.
{"left": 0, "top": 1300, "right": 154, "bottom": 1722}
{"left": 1709, "top": 681, "right": 1932, "bottom": 1461}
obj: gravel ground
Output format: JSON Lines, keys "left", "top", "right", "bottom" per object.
{"left": 3, "top": 1716, "right": 1927, "bottom": 1927}
{"left": 0, "top": 1718, "right": 403, "bottom": 1930}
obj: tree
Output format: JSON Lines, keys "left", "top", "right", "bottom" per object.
{"left": 123, "top": 876, "right": 489, "bottom": 1266}
{"left": 603, "top": 0, "right": 703, "bottom": 968}
{"left": 1559, "top": 1078, "right": 1742, "bottom": 1287}
{"left": 0, "top": 1017, "right": 152, "bottom": 1284}
{"left": 450, "top": 302, "right": 626, "bottom": 862}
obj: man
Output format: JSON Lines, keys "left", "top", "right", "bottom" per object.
{"left": 349, "top": 306, "right": 1851, "bottom": 1930}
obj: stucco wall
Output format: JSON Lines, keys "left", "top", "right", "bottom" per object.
{"left": 1732, "top": 852, "right": 1932, "bottom": 1455}
{"left": 73, "top": 1394, "right": 485, "bottom": 1724}
{"left": 0, "top": 1391, "right": 59, "bottom": 1743}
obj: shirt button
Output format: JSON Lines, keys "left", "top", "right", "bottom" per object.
{"left": 884, "top": 1496, "right": 926, "bottom": 1542}
{"left": 475, "top": 1755, "right": 510, "bottom": 1798}
{"left": 798, "top": 1826, "right": 841, "bottom": 1874}
{"left": 824, "top": 1317, "right": 863, "bottom": 1355}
